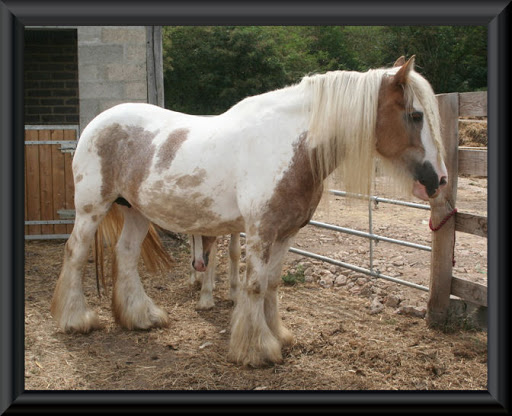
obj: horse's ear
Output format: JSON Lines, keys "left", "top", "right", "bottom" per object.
{"left": 393, "top": 55, "right": 415, "bottom": 86}
{"left": 393, "top": 56, "right": 406, "bottom": 67}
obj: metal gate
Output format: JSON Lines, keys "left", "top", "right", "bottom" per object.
{"left": 24, "top": 125, "right": 78, "bottom": 240}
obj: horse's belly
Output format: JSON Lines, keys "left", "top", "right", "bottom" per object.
{"left": 135, "top": 181, "right": 243, "bottom": 236}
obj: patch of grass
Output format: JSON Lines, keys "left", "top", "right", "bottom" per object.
{"left": 281, "top": 265, "right": 305, "bottom": 286}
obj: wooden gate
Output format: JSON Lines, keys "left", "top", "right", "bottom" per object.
{"left": 24, "top": 126, "right": 78, "bottom": 239}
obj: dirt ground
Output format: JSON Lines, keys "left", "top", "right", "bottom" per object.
{"left": 24, "top": 122, "right": 487, "bottom": 392}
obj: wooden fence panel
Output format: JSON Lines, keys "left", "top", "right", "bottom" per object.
{"left": 63, "top": 129, "right": 76, "bottom": 234}
{"left": 455, "top": 212, "right": 487, "bottom": 238}
{"left": 39, "top": 130, "right": 54, "bottom": 235}
{"left": 25, "top": 129, "right": 42, "bottom": 235}
{"left": 51, "top": 129, "right": 67, "bottom": 234}
{"left": 24, "top": 127, "right": 78, "bottom": 238}
{"left": 459, "top": 91, "right": 487, "bottom": 118}
{"left": 458, "top": 147, "right": 487, "bottom": 177}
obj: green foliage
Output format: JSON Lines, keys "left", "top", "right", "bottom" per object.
{"left": 163, "top": 26, "right": 289, "bottom": 115}
{"left": 375, "top": 26, "right": 487, "bottom": 94}
{"left": 163, "top": 26, "right": 487, "bottom": 114}
{"left": 281, "top": 265, "right": 305, "bottom": 286}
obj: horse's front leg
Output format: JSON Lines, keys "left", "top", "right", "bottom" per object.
{"left": 228, "top": 234, "right": 290, "bottom": 367}
{"left": 264, "top": 240, "right": 294, "bottom": 348}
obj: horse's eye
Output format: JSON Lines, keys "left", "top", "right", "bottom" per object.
{"left": 409, "top": 111, "right": 423, "bottom": 122}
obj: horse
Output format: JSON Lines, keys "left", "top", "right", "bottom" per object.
{"left": 189, "top": 233, "right": 241, "bottom": 310}
{"left": 50, "top": 56, "right": 448, "bottom": 367}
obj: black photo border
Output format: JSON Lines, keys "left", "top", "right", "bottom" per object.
{"left": 1, "top": 0, "right": 510, "bottom": 413}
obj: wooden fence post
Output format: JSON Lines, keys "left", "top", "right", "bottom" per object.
{"left": 427, "top": 93, "right": 459, "bottom": 328}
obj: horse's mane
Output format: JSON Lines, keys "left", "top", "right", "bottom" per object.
{"left": 301, "top": 67, "right": 443, "bottom": 196}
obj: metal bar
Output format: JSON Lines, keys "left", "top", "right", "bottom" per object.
{"left": 25, "top": 125, "right": 79, "bottom": 131}
{"left": 289, "top": 247, "right": 429, "bottom": 292}
{"left": 328, "top": 189, "right": 431, "bottom": 211}
{"left": 239, "top": 232, "right": 430, "bottom": 292}
{"left": 25, "top": 234, "right": 70, "bottom": 240}
{"left": 25, "top": 220, "right": 75, "bottom": 225}
{"left": 368, "top": 196, "right": 374, "bottom": 272}
{"left": 24, "top": 141, "right": 77, "bottom": 145}
{"left": 288, "top": 247, "right": 429, "bottom": 292}
{"left": 308, "top": 220, "right": 432, "bottom": 252}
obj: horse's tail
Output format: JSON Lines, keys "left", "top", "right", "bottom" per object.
{"left": 94, "top": 204, "right": 174, "bottom": 295}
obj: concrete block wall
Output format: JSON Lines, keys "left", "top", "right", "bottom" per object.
{"left": 77, "top": 26, "right": 149, "bottom": 131}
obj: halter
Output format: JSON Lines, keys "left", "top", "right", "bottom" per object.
{"left": 429, "top": 208, "right": 458, "bottom": 266}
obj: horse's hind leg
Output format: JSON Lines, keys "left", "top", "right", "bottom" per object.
{"left": 112, "top": 205, "right": 169, "bottom": 330}
{"left": 51, "top": 206, "right": 108, "bottom": 333}
{"left": 228, "top": 233, "right": 241, "bottom": 303}
{"left": 188, "top": 235, "right": 201, "bottom": 289}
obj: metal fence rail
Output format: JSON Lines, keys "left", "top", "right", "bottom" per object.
{"left": 288, "top": 247, "right": 429, "bottom": 292}
{"left": 309, "top": 219, "right": 431, "bottom": 252}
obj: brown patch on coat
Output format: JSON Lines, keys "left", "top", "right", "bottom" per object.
{"left": 375, "top": 75, "right": 424, "bottom": 162}
{"left": 258, "top": 133, "right": 323, "bottom": 262}
{"left": 95, "top": 123, "right": 158, "bottom": 202}
{"left": 75, "top": 174, "right": 83, "bottom": 184}
{"left": 155, "top": 128, "right": 189, "bottom": 173}
{"left": 83, "top": 204, "right": 93, "bottom": 213}
{"left": 176, "top": 169, "right": 207, "bottom": 189}
{"left": 91, "top": 215, "right": 98, "bottom": 222}
{"left": 135, "top": 185, "right": 245, "bottom": 235}
{"left": 201, "top": 236, "right": 217, "bottom": 255}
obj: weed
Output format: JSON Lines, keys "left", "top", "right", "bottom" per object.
{"left": 282, "top": 265, "right": 305, "bottom": 286}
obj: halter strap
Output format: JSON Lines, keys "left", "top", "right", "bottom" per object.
{"left": 429, "top": 208, "right": 457, "bottom": 232}
{"left": 429, "top": 208, "right": 458, "bottom": 266}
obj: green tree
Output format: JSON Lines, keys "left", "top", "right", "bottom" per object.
{"left": 162, "top": 26, "right": 487, "bottom": 114}
{"left": 163, "top": 26, "right": 290, "bottom": 114}
{"left": 377, "top": 26, "right": 487, "bottom": 93}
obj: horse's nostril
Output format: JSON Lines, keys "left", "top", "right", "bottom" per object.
{"left": 439, "top": 176, "right": 447, "bottom": 187}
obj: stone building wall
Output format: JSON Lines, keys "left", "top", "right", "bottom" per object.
{"left": 77, "top": 26, "right": 149, "bottom": 131}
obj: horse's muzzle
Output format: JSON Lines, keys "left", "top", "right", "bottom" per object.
{"left": 413, "top": 161, "right": 448, "bottom": 200}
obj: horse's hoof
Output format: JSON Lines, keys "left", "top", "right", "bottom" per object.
{"left": 60, "top": 310, "right": 101, "bottom": 334}
{"left": 195, "top": 300, "right": 215, "bottom": 311}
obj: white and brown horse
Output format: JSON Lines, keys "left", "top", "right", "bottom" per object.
{"left": 51, "top": 56, "right": 447, "bottom": 367}
{"left": 189, "top": 233, "right": 240, "bottom": 310}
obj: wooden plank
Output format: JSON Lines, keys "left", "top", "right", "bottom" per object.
{"left": 24, "top": 146, "right": 28, "bottom": 235}
{"left": 455, "top": 212, "right": 487, "bottom": 238}
{"left": 458, "top": 147, "right": 487, "bottom": 177}
{"left": 38, "top": 129, "right": 54, "bottom": 235}
{"left": 51, "top": 130, "right": 67, "bottom": 234}
{"left": 25, "top": 129, "right": 42, "bottom": 235}
{"left": 458, "top": 91, "right": 487, "bottom": 118}
{"left": 63, "top": 129, "right": 76, "bottom": 233}
{"left": 451, "top": 276, "right": 487, "bottom": 307}
{"left": 427, "top": 93, "right": 459, "bottom": 328}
